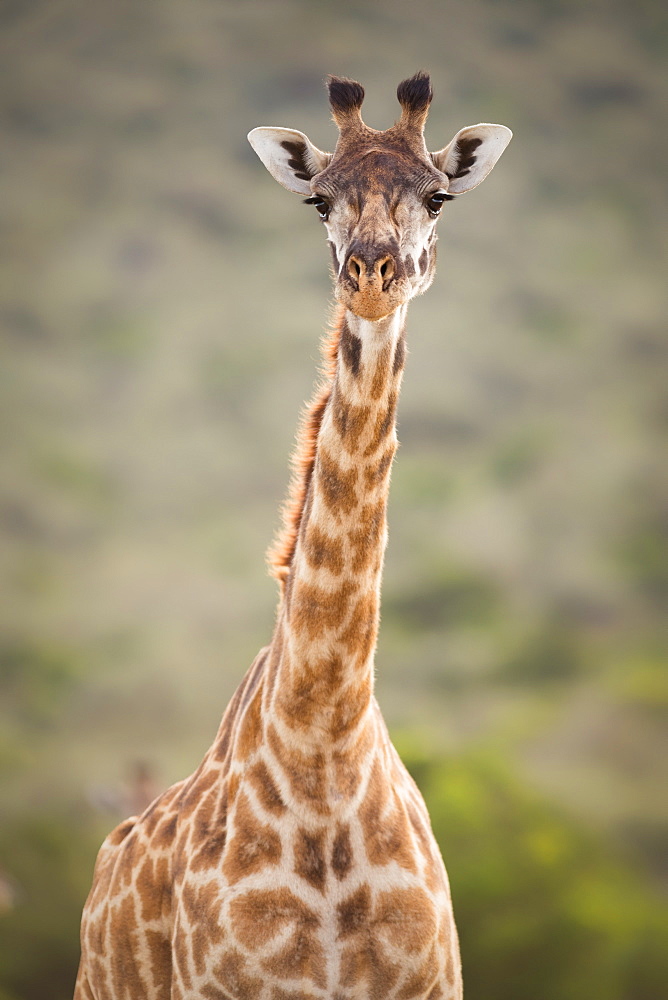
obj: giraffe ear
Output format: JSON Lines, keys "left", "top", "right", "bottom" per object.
{"left": 431, "top": 124, "right": 512, "bottom": 195}
{"left": 248, "top": 127, "right": 332, "bottom": 196}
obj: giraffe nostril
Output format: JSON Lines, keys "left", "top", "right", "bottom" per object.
{"left": 378, "top": 256, "right": 395, "bottom": 284}
{"left": 347, "top": 256, "right": 363, "bottom": 284}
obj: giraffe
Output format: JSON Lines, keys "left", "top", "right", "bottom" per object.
{"left": 75, "top": 72, "right": 511, "bottom": 1000}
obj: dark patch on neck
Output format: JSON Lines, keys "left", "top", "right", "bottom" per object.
{"left": 340, "top": 322, "right": 362, "bottom": 377}
{"left": 419, "top": 248, "right": 429, "bottom": 274}
{"left": 447, "top": 136, "right": 482, "bottom": 181}
{"left": 280, "top": 139, "right": 312, "bottom": 182}
{"left": 393, "top": 334, "right": 406, "bottom": 375}
{"left": 364, "top": 390, "right": 398, "bottom": 456}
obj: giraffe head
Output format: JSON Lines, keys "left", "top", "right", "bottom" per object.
{"left": 249, "top": 72, "right": 511, "bottom": 321}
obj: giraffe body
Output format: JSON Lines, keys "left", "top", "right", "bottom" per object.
{"left": 76, "top": 73, "right": 511, "bottom": 1000}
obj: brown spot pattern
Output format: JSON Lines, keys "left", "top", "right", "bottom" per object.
{"left": 230, "top": 885, "right": 319, "bottom": 947}
{"left": 364, "top": 445, "right": 395, "bottom": 488}
{"left": 340, "top": 321, "right": 362, "bottom": 376}
{"left": 398, "top": 965, "right": 440, "bottom": 999}
{"left": 445, "top": 948, "right": 457, "bottom": 985}
{"left": 330, "top": 683, "right": 371, "bottom": 740}
{"left": 222, "top": 791, "right": 281, "bottom": 885}
{"left": 331, "top": 382, "right": 370, "bottom": 452}
{"left": 136, "top": 855, "right": 169, "bottom": 923}
{"left": 154, "top": 813, "right": 177, "bottom": 847}
{"left": 272, "top": 989, "right": 319, "bottom": 1000}
{"left": 180, "top": 881, "right": 225, "bottom": 972}
{"left": 291, "top": 579, "right": 355, "bottom": 641}
{"left": 363, "top": 391, "right": 397, "bottom": 456}
{"left": 179, "top": 768, "right": 218, "bottom": 818}
{"left": 337, "top": 883, "right": 371, "bottom": 937}
{"left": 110, "top": 894, "right": 146, "bottom": 998}
{"left": 407, "top": 799, "right": 446, "bottom": 893}
{"left": 266, "top": 724, "right": 330, "bottom": 813}
{"left": 339, "top": 591, "right": 379, "bottom": 664}
{"left": 304, "top": 523, "right": 344, "bottom": 575}
{"left": 294, "top": 826, "right": 328, "bottom": 892}
{"left": 212, "top": 949, "right": 263, "bottom": 998}
{"left": 339, "top": 939, "right": 400, "bottom": 994}
{"left": 262, "top": 926, "right": 327, "bottom": 988}
{"left": 187, "top": 812, "right": 227, "bottom": 874}
{"left": 246, "top": 758, "right": 286, "bottom": 815}
{"left": 393, "top": 333, "right": 406, "bottom": 375}
{"left": 331, "top": 823, "right": 353, "bottom": 880}
{"left": 234, "top": 688, "right": 263, "bottom": 760}
{"left": 330, "top": 740, "right": 371, "bottom": 802}
{"left": 277, "top": 652, "right": 344, "bottom": 731}
{"left": 359, "top": 759, "right": 418, "bottom": 872}
{"left": 375, "top": 886, "right": 437, "bottom": 952}
{"left": 348, "top": 498, "right": 386, "bottom": 572}
{"left": 317, "top": 448, "right": 358, "bottom": 516}
{"left": 107, "top": 818, "right": 135, "bottom": 847}
{"left": 370, "top": 344, "right": 392, "bottom": 399}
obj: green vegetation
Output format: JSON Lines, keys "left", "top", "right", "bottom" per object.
{"left": 0, "top": 814, "right": 102, "bottom": 1000}
{"left": 0, "top": 0, "right": 665, "bottom": 996}
{"left": 406, "top": 749, "right": 668, "bottom": 1000}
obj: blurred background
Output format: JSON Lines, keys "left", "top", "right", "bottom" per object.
{"left": 0, "top": 0, "right": 666, "bottom": 997}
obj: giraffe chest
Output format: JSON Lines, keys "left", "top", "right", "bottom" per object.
{"left": 173, "top": 777, "right": 459, "bottom": 999}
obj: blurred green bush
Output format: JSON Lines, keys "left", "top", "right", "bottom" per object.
{"left": 404, "top": 747, "right": 668, "bottom": 1000}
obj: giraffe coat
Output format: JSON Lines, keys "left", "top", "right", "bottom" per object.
{"left": 75, "top": 71, "right": 511, "bottom": 1000}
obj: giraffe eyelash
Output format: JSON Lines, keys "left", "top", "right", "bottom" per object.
{"left": 303, "top": 195, "right": 331, "bottom": 220}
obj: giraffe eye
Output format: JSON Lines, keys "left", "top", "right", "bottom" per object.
{"left": 425, "top": 191, "right": 450, "bottom": 217}
{"left": 303, "top": 196, "right": 331, "bottom": 221}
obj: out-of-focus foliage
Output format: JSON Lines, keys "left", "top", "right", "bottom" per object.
{"left": 0, "top": 814, "right": 103, "bottom": 1000}
{"left": 402, "top": 746, "right": 668, "bottom": 1000}
{"left": 0, "top": 0, "right": 666, "bottom": 995}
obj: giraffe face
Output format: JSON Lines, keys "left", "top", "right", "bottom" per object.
{"left": 248, "top": 73, "right": 512, "bottom": 321}
{"left": 308, "top": 141, "right": 448, "bottom": 320}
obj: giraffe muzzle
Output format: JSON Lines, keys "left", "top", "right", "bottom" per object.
{"left": 338, "top": 250, "right": 407, "bottom": 321}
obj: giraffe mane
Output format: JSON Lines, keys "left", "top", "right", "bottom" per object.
{"left": 266, "top": 306, "right": 344, "bottom": 589}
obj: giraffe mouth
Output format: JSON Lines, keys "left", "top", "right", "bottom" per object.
{"left": 335, "top": 277, "right": 409, "bottom": 321}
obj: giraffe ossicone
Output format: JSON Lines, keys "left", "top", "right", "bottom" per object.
{"left": 75, "top": 73, "right": 511, "bottom": 999}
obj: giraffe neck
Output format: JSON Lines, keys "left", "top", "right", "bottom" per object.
{"left": 266, "top": 303, "right": 407, "bottom": 751}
